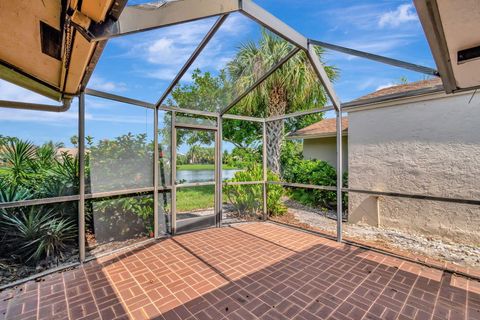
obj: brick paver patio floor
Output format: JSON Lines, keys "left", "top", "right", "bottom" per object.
{"left": 1, "top": 222, "right": 479, "bottom": 320}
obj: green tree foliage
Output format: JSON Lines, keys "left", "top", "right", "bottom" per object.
{"left": 227, "top": 30, "right": 337, "bottom": 172}
{"left": 87, "top": 133, "right": 152, "bottom": 193}
{"left": 165, "top": 70, "right": 262, "bottom": 150}
{"left": 185, "top": 145, "right": 214, "bottom": 164}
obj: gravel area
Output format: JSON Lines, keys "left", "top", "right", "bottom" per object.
{"left": 280, "top": 198, "right": 480, "bottom": 269}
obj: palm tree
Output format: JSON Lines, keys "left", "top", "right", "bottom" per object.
{"left": 227, "top": 30, "right": 337, "bottom": 173}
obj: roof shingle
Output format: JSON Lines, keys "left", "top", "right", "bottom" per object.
{"left": 288, "top": 117, "right": 348, "bottom": 138}
{"left": 357, "top": 78, "right": 442, "bottom": 101}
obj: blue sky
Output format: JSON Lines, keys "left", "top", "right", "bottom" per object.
{"left": 0, "top": 0, "right": 435, "bottom": 148}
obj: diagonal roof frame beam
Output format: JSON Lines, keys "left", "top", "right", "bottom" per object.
{"left": 309, "top": 39, "right": 439, "bottom": 77}
{"left": 155, "top": 14, "right": 229, "bottom": 110}
{"left": 90, "top": 0, "right": 240, "bottom": 41}
{"left": 306, "top": 42, "right": 341, "bottom": 111}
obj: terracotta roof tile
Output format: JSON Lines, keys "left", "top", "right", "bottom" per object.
{"left": 289, "top": 117, "right": 348, "bottom": 138}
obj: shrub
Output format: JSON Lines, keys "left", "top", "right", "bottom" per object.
{"left": 91, "top": 196, "right": 154, "bottom": 234}
{"left": 281, "top": 152, "right": 348, "bottom": 210}
{"left": 224, "top": 164, "right": 286, "bottom": 217}
{"left": 0, "top": 207, "right": 77, "bottom": 264}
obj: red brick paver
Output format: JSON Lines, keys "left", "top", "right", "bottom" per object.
{"left": 1, "top": 222, "right": 478, "bottom": 320}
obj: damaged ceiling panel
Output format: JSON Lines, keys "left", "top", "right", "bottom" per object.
{"left": 0, "top": 0, "right": 125, "bottom": 102}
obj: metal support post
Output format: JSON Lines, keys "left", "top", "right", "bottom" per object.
{"left": 262, "top": 121, "right": 268, "bottom": 220}
{"left": 78, "top": 92, "right": 86, "bottom": 261}
{"left": 336, "top": 109, "right": 343, "bottom": 242}
{"left": 153, "top": 107, "right": 159, "bottom": 238}
{"left": 216, "top": 116, "right": 223, "bottom": 227}
{"left": 171, "top": 112, "right": 177, "bottom": 235}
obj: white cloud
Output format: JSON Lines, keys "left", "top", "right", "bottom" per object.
{"left": 119, "top": 14, "right": 252, "bottom": 81}
{"left": 88, "top": 76, "right": 127, "bottom": 92}
{"left": 0, "top": 106, "right": 78, "bottom": 124}
{"left": 379, "top": 4, "right": 417, "bottom": 28}
{"left": 321, "top": 4, "right": 386, "bottom": 31}
{"left": 0, "top": 80, "right": 56, "bottom": 104}
{"left": 87, "top": 114, "right": 150, "bottom": 124}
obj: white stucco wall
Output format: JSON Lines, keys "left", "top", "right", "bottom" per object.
{"left": 348, "top": 92, "right": 480, "bottom": 245}
{"left": 303, "top": 136, "right": 348, "bottom": 171}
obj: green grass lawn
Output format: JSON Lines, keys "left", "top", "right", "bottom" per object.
{"left": 177, "top": 164, "right": 238, "bottom": 170}
{"left": 176, "top": 185, "right": 215, "bottom": 212}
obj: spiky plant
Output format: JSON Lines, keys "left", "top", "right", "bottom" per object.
{"left": 0, "top": 139, "right": 37, "bottom": 186}
{"left": 0, "top": 207, "right": 77, "bottom": 264}
{"left": 0, "top": 180, "right": 31, "bottom": 204}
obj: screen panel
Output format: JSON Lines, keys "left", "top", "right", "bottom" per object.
{"left": 0, "top": 99, "right": 79, "bottom": 202}
{"left": 222, "top": 183, "right": 264, "bottom": 223}
{"left": 85, "top": 95, "right": 154, "bottom": 194}
{"left": 88, "top": 17, "right": 218, "bottom": 103}
{"left": 221, "top": 118, "right": 262, "bottom": 182}
{"left": 176, "top": 128, "right": 216, "bottom": 185}
{"left": 86, "top": 194, "right": 154, "bottom": 256}
{"left": 163, "top": 12, "right": 298, "bottom": 114}
{"left": 175, "top": 184, "right": 216, "bottom": 233}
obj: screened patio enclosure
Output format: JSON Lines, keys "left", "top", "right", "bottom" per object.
{"left": 1, "top": 0, "right": 479, "bottom": 289}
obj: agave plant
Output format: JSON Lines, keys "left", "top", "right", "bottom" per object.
{"left": 0, "top": 180, "right": 31, "bottom": 204}
{"left": 0, "top": 207, "right": 77, "bottom": 264}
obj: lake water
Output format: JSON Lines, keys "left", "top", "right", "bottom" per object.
{"left": 177, "top": 169, "right": 241, "bottom": 183}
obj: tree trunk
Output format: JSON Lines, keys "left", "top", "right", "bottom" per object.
{"left": 266, "top": 86, "right": 287, "bottom": 174}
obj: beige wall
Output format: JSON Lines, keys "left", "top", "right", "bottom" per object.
{"left": 303, "top": 136, "right": 348, "bottom": 172}
{"left": 348, "top": 92, "right": 480, "bottom": 245}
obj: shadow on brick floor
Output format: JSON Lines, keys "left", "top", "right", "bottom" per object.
{"left": 0, "top": 223, "right": 479, "bottom": 319}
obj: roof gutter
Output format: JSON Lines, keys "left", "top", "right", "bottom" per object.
{"left": 287, "top": 132, "right": 348, "bottom": 140}
{"left": 342, "top": 85, "right": 445, "bottom": 112}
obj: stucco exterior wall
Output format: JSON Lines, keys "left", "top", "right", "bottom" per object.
{"left": 303, "top": 136, "right": 348, "bottom": 171}
{"left": 348, "top": 92, "right": 480, "bottom": 245}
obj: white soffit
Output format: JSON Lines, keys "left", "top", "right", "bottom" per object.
{"left": 415, "top": 0, "right": 480, "bottom": 93}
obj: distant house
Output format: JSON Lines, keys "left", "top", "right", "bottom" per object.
{"left": 290, "top": 78, "right": 480, "bottom": 245}
{"left": 288, "top": 117, "right": 348, "bottom": 171}
{"left": 56, "top": 147, "right": 79, "bottom": 158}
{"left": 288, "top": 79, "right": 444, "bottom": 173}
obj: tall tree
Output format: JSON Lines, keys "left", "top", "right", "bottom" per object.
{"left": 227, "top": 30, "right": 337, "bottom": 173}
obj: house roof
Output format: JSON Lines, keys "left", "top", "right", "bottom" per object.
{"left": 289, "top": 78, "right": 442, "bottom": 139}
{"left": 288, "top": 117, "right": 348, "bottom": 139}
{"left": 357, "top": 78, "right": 443, "bottom": 101}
